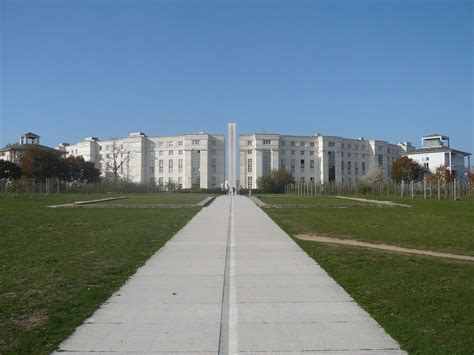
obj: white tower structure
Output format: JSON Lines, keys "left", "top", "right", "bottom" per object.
{"left": 227, "top": 122, "right": 237, "bottom": 189}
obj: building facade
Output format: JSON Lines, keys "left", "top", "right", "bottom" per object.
{"left": 0, "top": 132, "right": 65, "bottom": 164}
{"left": 61, "top": 132, "right": 225, "bottom": 188}
{"left": 239, "top": 133, "right": 414, "bottom": 189}
{"left": 404, "top": 134, "right": 471, "bottom": 181}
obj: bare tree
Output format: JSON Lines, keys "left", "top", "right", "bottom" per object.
{"left": 102, "top": 140, "right": 132, "bottom": 184}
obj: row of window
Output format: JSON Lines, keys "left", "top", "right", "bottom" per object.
{"left": 152, "top": 159, "right": 218, "bottom": 174}
{"left": 341, "top": 161, "right": 366, "bottom": 175}
{"left": 156, "top": 175, "right": 218, "bottom": 187}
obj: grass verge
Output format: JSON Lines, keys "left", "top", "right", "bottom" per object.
{"left": 0, "top": 194, "right": 198, "bottom": 354}
{"left": 294, "top": 241, "right": 474, "bottom": 354}
{"left": 265, "top": 196, "right": 474, "bottom": 255}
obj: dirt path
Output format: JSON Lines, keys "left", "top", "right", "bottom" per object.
{"left": 295, "top": 234, "right": 474, "bottom": 262}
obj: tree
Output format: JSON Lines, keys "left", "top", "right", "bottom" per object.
{"left": 102, "top": 141, "right": 131, "bottom": 183}
{"left": 60, "top": 156, "right": 100, "bottom": 183}
{"left": 467, "top": 170, "right": 474, "bottom": 184}
{"left": 21, "top": 146, "right": 63, "bottom": 180}
{"left": 390, "top": 156, "right": 423, "bottom": 183}
{"left": 0, "top": 160, "right": 22, "bottom": 180}
{"left": 427, "top": 165, "right": 454, "bottom": 184}
{"left": 257, "top": 168, "right": 294, "bottom": 193}
{"left": 361, "top": 167, "right": 384, "bottom": 184}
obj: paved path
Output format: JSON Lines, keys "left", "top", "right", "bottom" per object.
{"left": 57, "top": 195, "right": 405, "bottom": 354}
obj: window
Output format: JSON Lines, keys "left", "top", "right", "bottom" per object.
{"left": 159, "top": 160, "right": 164, "bottom": 173}
{"left": 291, "top": 150, "right": 295, "bottom": 155}
{"left": 211, "top": 176, "right": 216, "bottom": 187}
{"left": 247, "top": 140, "right": 252, "bottom": 145}
{"left": 347, "top": 161, "right": 352, "bottom": 174}
{"left": 310, "top": 142, "right": 315, "bottom": 147}
{"left": 300, "top": 159, "right": 305, "bottom": 172}
{"left": 348, "top": 144, "right": 351, "bottom": 149}
{"left": 329, "top": 141, "right": 335, "bottom": 147}
{"left": 158, "top": 177, "right": 163, "bottom": 185}
{"left": 150, "top": 167, "right": 154, "bottom": 174}
{"left": 169, "top": 150, "right": 173, "bottom": 155}
{"left": 158, "top": 142, "right": 163, "bottom": 147}
{"left": 362, "top": 154, "right": 365, "bottom": 158}
{"left": 290, "top": 159, "right": 295, "bottom": 173}
{"left": 310, "top": 177, "right": 315, "bottom": 182}
{"left": 168, "top": 141, "right": 174, "bottom": 147}
{"left": 310, "top": 151, "right": 314, "bottom": 156}
{"left": 168, "top": 159, "right": 173, "bottom": 173}
{"left": 300, "top": 150, "right": 305, "bottom": 155}
{"left": 178, "top": 141, "right": 183, "bottom": 146}
{"left": 424, "top": 163, "right": 429, "bottom": 169}
{"left": 178, "top": 159, "right": 183, "bottom": 173}
{"left": 310, "top": 159, "right": 314, "bottom": 171}
{"left": 341, "top": 161, "right": 344, "bottom": 172}
{"left": 290, "top": 141, "right": 295, "bottom": 146}
{"left": 281, "top": 141, "right": 286, "bottom": 146}
{"left": 355, "top": 145, "right": 358, "bottom": 150}
{"left": 263, "top": 139, "right": 271, "bottom": 145}
{"left": 178, "top": 150, "right": 183, "bottom": 155}
{"left": 159, "top": 150, "right": 163, "bottom": 156}
{"left": 211, "top": 140, "right": 216, "bottom": 146}
{"left": 192, "top": 140, "right": 200, "bottom": 145}
{"left": 341, "top": 143, "right": 344, "bottom": 148}
{"left": 300, "top": 177, "right": 305, "bottom": 182}
{"left": 247, "top": 158, "right": 252, "bottom": 172}
{"left": 362, "top": 162, "right": 366, "bottom": 175}
{"left": 341, "top": 152, "right": 344, "bottom": 157}
{"left": 211, "top": 159, "right": 216, "bottom": 173}
{"left": 178, "top": 176, "right": 183, "bottom": 187}
{"left": 281, "top": 150, "right": 286, "bottom": 155}
{"left": 247, "top": 149, "right": 252, "bottom": 154}
{"left": 378, "top": 155, "right": 383, "bottom": 167}
{"left": 300, "top": 142, "right": 305, "bottom": 147}
{"left": 348, "top": 152, "right": 351, "bottom": 157}
{"left": 248, "top": 176, "right": 253, "bottom": 189}
{"left": 168, "top": 177, "right": 173, "bottom": 184}
{"left": 281, "top": 159, "right": 286, "bottom": 168}
{"left": 355, "top": 162, "right": 358, "bottom": 175}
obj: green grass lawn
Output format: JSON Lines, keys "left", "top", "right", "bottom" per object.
{"left": 295, "top": 241, "right": 474, "bottom": 354}
{"left": 265, "top": 196, "right": 474, "bottom": 256}
{"left": 0, "top": 194, "right": 199, "bottom": 354}
{"left": 263, "top": 195, "right": 474, "bottom": 354}
{"left": 98, "top": 193, "right": 211, "bottom": 205}
{"left": 256, "top": 194, "right": 369, "bottom": 205}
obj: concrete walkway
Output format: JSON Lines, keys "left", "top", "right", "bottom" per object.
{"left": 57, "top": 195, "right": 405, "bottom": 354}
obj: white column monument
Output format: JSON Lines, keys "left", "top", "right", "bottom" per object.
{"left": 227, "top": 122, "right": 237, "bottom": 189}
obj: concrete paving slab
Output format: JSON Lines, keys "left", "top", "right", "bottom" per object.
{"left": 235, "top": 274, "right": 335, "bottom": 287}
{"left": 59, "top": 323, "right": 220, "bottom": 352}
{"left": 236, "top": 302, "right": 373, "bottom": 323}
{"left": 236, "top": 322, "right": 401, "bottom": 352}
{"left": 107, "top": 286, "right": 223, "bottom": 304}
{"left": 124, "top": 275, "right": 224, "bottom": 289}
{"left": 88, "top": 303, "right": 221, "bottom": 324}
{"left": 235, "top": 285, "right": 353, "bottom": 303}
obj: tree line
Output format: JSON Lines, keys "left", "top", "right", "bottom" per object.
{"left": 257, "top": 156, "right": 473, "bottom": 193}
{"left": 0, "top": 146, "right": 100, "bottom": 187}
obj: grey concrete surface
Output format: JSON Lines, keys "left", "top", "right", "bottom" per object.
{"left": 56, "top": 195, "right": 406, "bottom": 354}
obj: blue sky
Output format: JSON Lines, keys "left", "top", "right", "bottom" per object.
{"left": 1, "top": 0, "right": 472, "bottom": 153}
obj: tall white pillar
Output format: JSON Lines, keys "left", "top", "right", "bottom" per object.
{"left": 227, "top": 122, "right": 237, "bottom": 188}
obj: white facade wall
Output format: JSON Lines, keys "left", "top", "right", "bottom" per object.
{"left": 65, "top": 132, "right": 225, "bottom": 188}
{"left": 239, "top": 134, "right": 404, "bottom": 189}
{"left": 406, "top": 150, "right": 470, "bottom": 181}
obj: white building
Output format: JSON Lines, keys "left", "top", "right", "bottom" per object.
{"left": 0, "top": 132, "right": 65, "bottom": 164}
{"left": 239, "top": 133, "right": 414, "bottom": 189}
{"left": 61, "top": 132, "right": 225, "bottom": 189}
{"left": 404, "top": 134, "right": 471, "bottom": 181}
